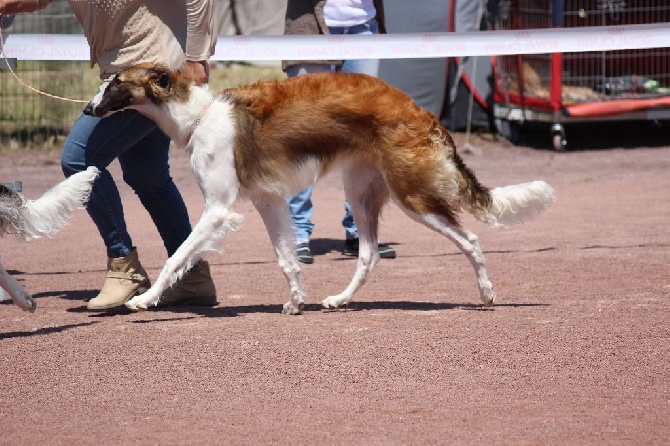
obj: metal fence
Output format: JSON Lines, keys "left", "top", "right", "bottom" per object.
{"left": 495, "top": 0, "right": 670, "bottom": 98}
{"left": 0, "top": 0, "right": 85, "bottom": 147}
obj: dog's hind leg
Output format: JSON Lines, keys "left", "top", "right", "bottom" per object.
{"left": 321, "top": 168, "right": 388, "bottom": 310}
{"left": 0, "top": 258, "right": 36, "bottom": 312}
{"left": 402, "top": 209, "right": 495, "bottom": 306}
{"left": 125, "top": 204, "right": 243, "bottom": 311}
{"left": 254, "top": 194, "right": 306, "bottom": 315}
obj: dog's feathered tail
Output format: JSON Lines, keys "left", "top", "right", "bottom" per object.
{"left": 484, "top": 181, "right": 555, "bottom": 227}
{"left": 454, "top": 153, "right": 555, "bottom": 228}
{"left": 0, "top": 166, "right": 100, "bottom": 240}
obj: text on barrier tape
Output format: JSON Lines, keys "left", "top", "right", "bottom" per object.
{"left": 1, "top": 23, "right": 668, "bottom": 62}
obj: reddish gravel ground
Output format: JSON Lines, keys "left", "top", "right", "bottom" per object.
{"left": 1, "top": 125, "right": 669, "bottom": 445}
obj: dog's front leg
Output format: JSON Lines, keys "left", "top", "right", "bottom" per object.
{"left": 0, "top": 259, "right": 36, "bottom": 312}
{"left": 254, "top": 195, "right": 306, "bottom": 315}
{"left": 125, "top": 205, "right": 242, "bottom": 311}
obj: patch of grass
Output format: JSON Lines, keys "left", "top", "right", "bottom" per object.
{"left": 0, "top": 61, "right": 285, "bottom": 151}
{"left": 0, "top": 61, "right": 91, "bottom": 147}
{"left": 209, "top": 62, "right": 286, "bottom": 91}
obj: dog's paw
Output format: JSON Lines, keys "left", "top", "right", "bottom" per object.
{"left": 282, "top": 301, "right": 303, "bottom": 315}
{"left": 321, "top": 295, "right": 349, "bottom": 310}
{"left": 125, "top": 300, "right": 145, "bottom": 311}
{"left": 125, "top": 294, "right": 154, "bottom": 312}
{"left": 13, "top": 292, "right": 37, "bottom": 313}
{"left": 20, "top": 297, "right": 37, "bottom": 313}
{"left": 480, "top": 283, "right": 496, "bottom": 307}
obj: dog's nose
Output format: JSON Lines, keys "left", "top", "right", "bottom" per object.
{"left": 83, "top": 102, "right": 95, "bottom": 116}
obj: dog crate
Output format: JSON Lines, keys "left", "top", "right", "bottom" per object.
{"left": 492, "top": 0, "right": 670, "bottom": 150}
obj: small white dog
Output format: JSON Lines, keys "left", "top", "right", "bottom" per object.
{"left": 84, "top": 64, "right": 554, "bottom": 314}
{"left": 0, "top": 167, "right": 99, "bottom": 311}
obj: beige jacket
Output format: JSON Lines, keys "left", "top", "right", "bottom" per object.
{"left": 26, "top": 0, "right": 217, "bottom": 78}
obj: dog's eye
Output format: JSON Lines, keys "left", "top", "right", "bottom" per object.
{"left": 158, "top": 73, "right": 171, "bottom": 90}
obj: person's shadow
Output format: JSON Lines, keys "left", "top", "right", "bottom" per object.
{"left": 309, "top": 237, "right": 346, "bottom": 256}
{"left": 308, "top": 237, "right": 399, "bottom": 259}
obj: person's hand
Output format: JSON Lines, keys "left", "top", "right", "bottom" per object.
{"left": 182, "top": 60, "right": 209, "bottom": 86}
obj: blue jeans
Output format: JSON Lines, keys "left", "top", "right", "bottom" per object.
{"left": 286, "top": 19, "right": 380, "bottom": 243}
{"left": 61, "top": 110, "right": 192, "bottom": 259}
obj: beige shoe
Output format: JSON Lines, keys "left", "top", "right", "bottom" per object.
{"left": 87, "top": 248, "right": 151, "bottom": 310}
{"left": 157, "top": 260, "right": 217, "bottom": 307}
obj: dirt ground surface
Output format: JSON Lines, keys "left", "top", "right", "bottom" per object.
{"left": 1, "top": 124, "right": 669, "bottom": 445}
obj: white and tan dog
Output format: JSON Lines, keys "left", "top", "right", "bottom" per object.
{"left": 0, "top": 167, "right": 99, "bottom": 311}
{"left": 84, "top": 64, "right": 554, "bottom": 314}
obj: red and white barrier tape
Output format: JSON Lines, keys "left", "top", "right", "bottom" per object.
{"left": 1, "top": 23, "right": 669, "bottom": 62}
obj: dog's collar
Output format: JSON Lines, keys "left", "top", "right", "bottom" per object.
{"left": 186, "top": 99, "right": 214, "bottom": 143}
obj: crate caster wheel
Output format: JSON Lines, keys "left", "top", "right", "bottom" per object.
{"left": 550, "top": 123, "right": 567, "bottom": 151}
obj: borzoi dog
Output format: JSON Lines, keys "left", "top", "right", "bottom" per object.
{"left": 0, "top": 167, "right": 99, "bottom": 311}
{"left": 83, "top": 64, "right": 554, "bottom": 314}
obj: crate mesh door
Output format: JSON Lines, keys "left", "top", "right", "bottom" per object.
{"left": 563, "top": 1, "right": 670, "bottom": 103}
{"left": 494, "top": 1, "right": 557, "bottom": 112}
{"left": 495, "top": 1, "right": 670, "bottom": 111}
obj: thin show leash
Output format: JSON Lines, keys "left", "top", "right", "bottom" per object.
{"left": 0, "top": 27, "right": 88, "bottom": 104}
{"left": 186, "top": 99, "right": 215, "bottom": 142}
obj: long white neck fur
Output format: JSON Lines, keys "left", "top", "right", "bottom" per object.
{"left": 136, "top": 85, "right": 217, "bottom": 148}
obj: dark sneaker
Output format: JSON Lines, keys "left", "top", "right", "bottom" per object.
{"left": 378, "top": 243, "right": 397, "bottom": 259}
{"left": 343, "top": 238, "right": 359, "bottom": 257}
{"left": 296, "top": 242, "right": 314, "bottom": 264}
{"left": 343, "top": 238, "right": 396, "bottom": 259}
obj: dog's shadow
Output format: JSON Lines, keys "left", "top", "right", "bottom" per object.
{"left": 10, "top": 279, "right": 547, "bottom": 320}
{"left": 3, "top": 288, "right": 548, "bottom": 327}
{"left": 75, "top": 300, "right": 548, "bottom": 320}
{"left": 7, "top": 244, "right": 548, "bottom": 319}
{"left": 192, "top": 300, "right": 547, "bottom": 316}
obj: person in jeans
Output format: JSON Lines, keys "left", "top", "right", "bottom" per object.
{"left": 283, "top": 0, "right": 396, "bottom": 264}
{"left": 1, "top": 0, "right": 219, "bottom": 310}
